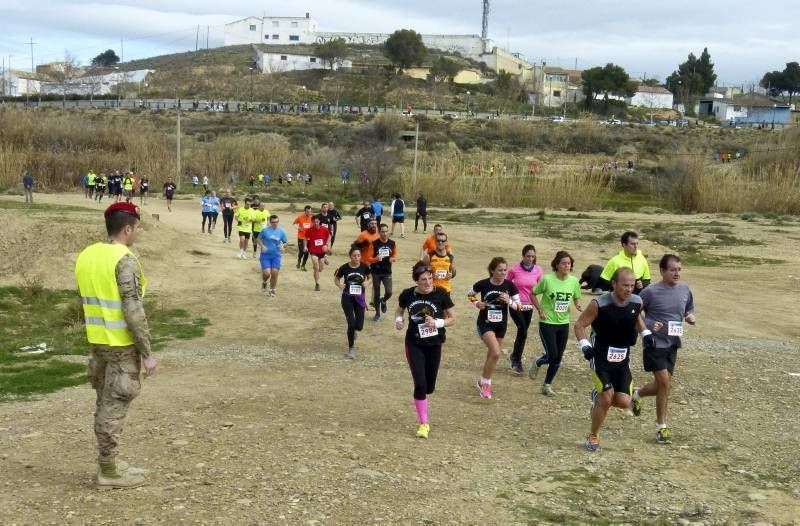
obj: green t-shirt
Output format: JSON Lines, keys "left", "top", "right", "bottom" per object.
{"left": 235, "top": 207, "right": 254, "bottom": 233}
{"left": 532, "top": 272, "right": 582, "bottom": 325}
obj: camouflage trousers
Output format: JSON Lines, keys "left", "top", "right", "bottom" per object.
{"left": 88, "top": 345, "right": 141, "bottom": 459}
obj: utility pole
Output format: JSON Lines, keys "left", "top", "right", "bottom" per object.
{"left": 27, "top": 38, "right": 36, "bottom": 106}
{"left": 196, "top": 26, "right": 199, "bottom": 52}
{"left": 176, "top": 106, "right": 182, "bottom": 189}
{"left": 412, "top": 121, "right": 420, "bottom": 187}
{"left": 206, "top": 26, "right": 210, "bottom": 50}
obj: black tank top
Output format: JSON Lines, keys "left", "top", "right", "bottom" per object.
{"left": 590, "top": 293, "right": 642, "bottom": 368}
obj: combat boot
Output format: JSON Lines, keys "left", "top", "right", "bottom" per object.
{"left": 96, "top": 456, "right": 146, "bottom": 489}
{"left": 115, "top": 459, "right": 149, "bottom": 476}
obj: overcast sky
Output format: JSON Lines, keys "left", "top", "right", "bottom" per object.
{"left": 1, "top": 0, "right": 797, "bottom": 85}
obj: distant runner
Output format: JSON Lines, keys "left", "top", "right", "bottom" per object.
{"left": 506, "top": 244, "right": 544, "bottom": 375}
{"left": 162, "top": 178, "right": 176, "bottom": 212}
{"left": 370, "top": 223, "right": 397, "bottom": 321}
{"left": 235, "top": 198, "right": 254, "bottom": 259}
{"left": 304, "top": 215, "right": 331, "bottom": 291}
{"left": 422, "top": 233, "right": 455, "bottom": 296}
{"left": 390, "top": 193, "right": 406, "bottom": 238}
{"left": 599, "top": 231, "right": 651, "bottom": 293}
{"left": 293, "top": 205, "right": 314, "bottom": 270}
{"left": 257, "top": 215, "right": 289, "bottom": 296}
{"left": 219, "top": 191, "right": 237, "bottom": 244}
{"left": 414, "top": 191, "right": 427, "bottom": 233}
{"left": 355, "top": 200, "right": 375, "bottom": 232}
{"left": 334, "top": 247, "right": 372, "bottom": 359}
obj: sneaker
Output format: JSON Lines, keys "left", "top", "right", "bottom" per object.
{"left": 476, "top": 379, "right": 493, "bottom": 400}
{"left": 541, "top": 384, "right": 556, "bottom": 397}
{"left": 631, "top": 391, "right": 642, "bottom": 417}
{"left": 373, "top": 314, "right": 381, "bottom": 322}
{"left": 528, "top": 360, "right": 541, "bottom": 380}
{"left": 381, "top": 299, "right": 387, "bottom": 314}
{"left": 416, "top": 423, "right": 430, "bottom": 439}
{"left": 585, "top": 434, "right": 602, "bottom": 453}
{"left": 510, "top": 361, "right": 523, "bottom": 376}
{"left": 296, "top": 263, "right": 301, "bottom": 269}
{"left": 314, "top": 283, "right": 320, "bottom": 291}
{"left": 262, "top": 281, "right": 267, "bottom": 290}
{"left": 301, "top": 265, "right": 307, "bottom": 272}
{"left": 656, "top": 427, "right": 672, "bottom": 444}
{"left": 269, "top": 289, "right": 276, "bottom": 297}
{"left": 345, "top": 348, "right": 356, "bottom": 360}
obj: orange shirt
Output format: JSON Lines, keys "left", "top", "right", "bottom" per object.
{"left": 355, "top": 231, "right": 380, "bottom": 264}
{"left": 293, "top": 214, "right": 314, "bottom": 240}
{"left": 423, "top": 234, "right": 452, "bottom": 254}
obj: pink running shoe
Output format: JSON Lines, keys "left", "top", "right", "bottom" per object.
{"left": 476, "top": 379, "right": 493, "bottom": 400}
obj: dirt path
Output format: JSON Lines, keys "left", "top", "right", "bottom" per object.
{"left": 1, "top": 193, "right": 799, "bottom": 524}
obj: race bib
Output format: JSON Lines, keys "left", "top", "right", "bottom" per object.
{"left": 322, "top": 224, "right": 330, "bottom": 229}
{"left": 224, "top": 202, "right": 231, "bottom": 208}
{"left": 363, "top": 213, "right": 371, "bottom": 219}
{"left": 349, "top": 284, "right": 362, "bottom": 295}
{"left": 487, "top": 309, "right": 503, "bottom": 323}
{"left": 435, "top": 270, "right": 447, "bottom": 279}
{"left": 378, "top": 247, "right": 390, "bottom": 259}
{"left": 314, "top": 239, "right": 323, "bottom": 247}
{"left": 667, "top": 321, "right": 684, "bottom": 337}
{"left": 418, "top": 324, "right": 439, "bottom": 339}
{"left": 554, "top": 301, "right": 570, "bottom": 313}
{"left": 302, "top": 223, "right": 311, "bottom": 229}
{"left": 606, "top": 346, "right": 628, "bottom": 363}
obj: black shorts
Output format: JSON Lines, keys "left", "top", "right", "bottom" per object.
{"left": 392, "top": 216, "right": 404, "bottom": 223}
{"left": 477, "top": 323, "right": 507, "bottom": 339}
{"left": 643, "top": 346, "right": 678, "bottom": 374}
{"left": 239, "top": 231, "right": 251, "bottom": 239}
{"left": 592, "top": 365, "right": 633, "bottom": 395}
{"left": 165, "top": 193, "right": 174, "bottom": 200}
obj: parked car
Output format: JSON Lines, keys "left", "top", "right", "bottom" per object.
{"left": 443, "top": 112, "right": 459, "bottom": 119}
{"left": 604, "top": 118, "right": 622, "bottom": 125}
{"left": 550, "top": 116, "right": 565, "bottom": 122}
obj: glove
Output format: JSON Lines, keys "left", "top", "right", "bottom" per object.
{"left": 641, "top": 329, "right": 655, "bottom": 353}
{"left": 578, "top": 338, "right": 593, "bottom": 361}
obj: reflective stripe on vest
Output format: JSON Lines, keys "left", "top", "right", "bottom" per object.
{"left": 75, "top": 242, "right": 147, "bottom": 347}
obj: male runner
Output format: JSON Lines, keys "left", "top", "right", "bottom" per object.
{"left": 251, "top": 200, "right": 270, "bottom": 258}
{"left": 355, "top": 200, "right": 375, "bottom": 232}
{"left": 574, "top": 267, "right": 654, "bottom": 452}
{"left": 633, "top": 254, "right": 696, "bottom": 444}
{"left": 304, "top": 215, "right": 331, "bottom": 291}
{"left": 419, "top": 224, "right": 451, "bottom": 260}
{"left": 94, "top": 172, "right": 107, "bottom": 203}
{"left": 327, "top": 201, "right": 342, "bottom": 249}
{"left": 293, "top": 205, "right": 314, "bottom": 270}
{"left": 219, "top": 191, "right": 237, "bottom": 243}
{"left": 422, "top": 233, "right": 455, "bottom": 295}
{"left": 257, "top": 215, "right": 289, "bottom": 296}
{"left": 370, "top": 223, "right": 397, "bottom": 321}
{"left": 235, "top": 198, "right": 254, "bottom": 259}
{"left": 317, "top": 202, "right": 334, "bottom": 231}
{"left": 599, "top": 231, "right": 651, "bottom": 293}
{"left": 354, "top": 219, "right": 380, "bottom": 270}
{"left": 415, "top": 191, "right": 427, "bottom": 232}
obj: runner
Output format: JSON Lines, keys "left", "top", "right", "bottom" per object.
{"left": 209, "top": 191, "right": 220, "bottom": 234}
{"left": 111, "top": 171, "right": 123, "bottom": 203}
{"left": 162, "top": 178, "right": 176, "bottom": 212}
{"left": 414, "top": 191, "right": 427, "bottom": 232}
{"left": 200, "top": 190, "right": 215, "bottom": 234}
{"left": 468, "top": 257, "right": 524, "bottom": 399}
{"left": 396, "top": 261, "right": 456, "bottom": 438}
{"left": 235, "top": 197, "right": 254, "bottom": 259}
{"left": 527, "top": 250, "right": 583, "bottom": 396}
{"left": 304, "top": 214, "right": 331, "bottom": 290}
{"left": 122, "top": 172, "right": 135, "bottom": 203}
{"left": 419, "top": 224, "right": 451, "bottom": 260}
{"left": 354, "top": 219, "right": 380, "bottom": 275}
{"left": 257, "top": 215, "right": 289, "bottom": 296}
{"left": 422, "top": 232, "right": 455, "bottom": 295}
{"left": 574, "top": 267, "right": 654, "bottom": 452}
{"left": 372, "top": 198, "right": 383, "bottom": 225}
{"left": 506, "top": 244, "right": 544, "bottom": 375}
{"left": 94, "top": 172, "right": 107, "bottom": 203}
{"left": 251, "top": 200, "right": 270, "bottom": 258}
{"left": 633, "top": 254, "right": 696, "bottom": 444}
{"left": 327, "top": 201, "right": 342, "bottom": 249}
{"left": 317, "top": 202, "right": 334, "bottom": 232}
{"left": 219, "top": 190, "right": 237, "bottom": 243}
{"left": 83, "top": 171, "right": 92, "bottom": 199}
{"left": 370, "top": 223, "right": 397, "bottom": 321}
{"left": 390, "top": 193, "right": 406, "bottom": 238}
{"left": 292, "top": 205, "right": 314, "bottom": 270}
{"left": 334, "top": 247, "right": 372, "bottom": 359}
{"left": 355, "top": 200, "right": 375, "bottom": 232}
{"left": 138, "top": 176, "right": 149, "bottom": 206}
{"left": 599, "top": 231, "right": 651, "bottom": 293}
{"left": 86, "top": 169, "right": 96, "bottom": 199}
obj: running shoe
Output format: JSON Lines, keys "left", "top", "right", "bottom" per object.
{"left": 631, "top": 391, "right": 642, "bottom": 417}
{"left": 510, "top": 361, "right": 523, "bottom": 376}
{"left": 269, "top": 289, "right": 276, "bottom": 297}
{"left": 301, "top": 265, "right": 307, "bottom": 272}
{"left": 585, "top": 433, "right": 602, "bottom": 453}
{"left": 373, "top": 314, "right": 381, "bottom": 322}
{"left": 415, "top": 423, "right": 430, "bottom": 439}
{"left": 345, "top": 348, "right": 356, "bottom": 360}
{"left": 381, "top": 299, "right": 387, "bottom": 314}
{"left": 314, "top": 283, "right": 320, "bottom": 291}
{"left": 541, "top": 384, "right": 556, "bottom": 397}
{"left": 656, "top": 427, "right": 672, "bottom": 444}
{"left": 528, "top": 360, "right": 541, "bottom": 380}
{"left": 476, "top": 380, "right": 493, "bottom": 400}
{"left": 296, "top": 263, "right": 301, "bottom": 269}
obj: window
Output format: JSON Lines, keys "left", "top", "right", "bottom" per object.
{"left": 249, "top": 25, "right": 257, "bottom": 31}
{"left": 552, "top": 90, "right": 561, "bottom": 97}
{"left": 272, "top": 34, "right": 279, "bottom": 40}
{"left": 291, "top": 21, "right": 298, "bottom": 28}
{"left": 272, "top": 21, "right": 279, "bottom": 27}
{"left": 289, "top": 35, "right": 300, "bottom": 41}
{"left": 280, "top": 56, "right": 287, "bottom": 61}
{"left": 310, "top": 57, "right": 317, "bottom": 63}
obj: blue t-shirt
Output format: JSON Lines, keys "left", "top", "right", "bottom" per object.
{"left": 209, "top": 197, "right": 220, "bottom": 213}
{"left": 259, "top": 227, "right": 288, "bottom": 254}
{"left": 201, "top": 197, "right": 215, "bottom": 213}
{"left": 372, "top": 201, "right": 383, "bottom": 216}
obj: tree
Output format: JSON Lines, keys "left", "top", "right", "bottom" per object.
{"left": 313, "top": 38, "right": 348, "bottom": 71}
{"left": 666, "top": 48, "right": 717, "bottom": 116}
{"left": 430, "top": 57, "right": 460, "bottom": 83}
{"left": 385, "top": 29, "right": 427, "bottom": 72}
{"left": 641, "top": 77, "right": 661, "bottom": 87}
{"left": 760, "top": 62, "right": 800, "bottom": 103}
{"left": 91, "top": 49, "right": 120, "bottom": 68}
{"left": 56, "top": 52, "right": 81, "bottom": 107}
{"left": 580, "top": 63, "right": 635, "bottom": 110}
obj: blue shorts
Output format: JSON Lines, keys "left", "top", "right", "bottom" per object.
{"left": 260, "top": 253, "right": 281, "bottom": 270}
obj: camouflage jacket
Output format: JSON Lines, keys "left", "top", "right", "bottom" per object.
{"left": 116, "top": 253, "right": 151, "bottom": 358}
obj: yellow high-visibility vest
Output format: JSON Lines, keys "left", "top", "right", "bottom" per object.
{"left": 75, "top": 242, "right": 147, "bottom": 347}
{"left": 123, "top": 177, "right": 133, "bottom": 191}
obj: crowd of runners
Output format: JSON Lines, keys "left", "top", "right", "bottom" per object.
{"left": 83, "top": 169, "right": 150, "bottom": 205}
{"left": 135, "top": 186, "right": 696, "bottom": 452}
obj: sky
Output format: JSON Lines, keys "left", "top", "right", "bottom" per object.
{"left": 1, "top": 0, "right": 797, "bottom": 86}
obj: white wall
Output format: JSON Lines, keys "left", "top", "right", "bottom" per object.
{"left": 313, "top": 32, "right": 486, "bottom": 60}
{"left": 629, "top": 91, "right": 674, "bottom": 109}
{"left": 225, "top": 16, "right": 318, "bottom": 46}
{"left": 3, "top": 74, "right": 40, "bottom": 96}
{"left": 258, "top": 52, "right": 351, "bottom": 74}
{"left": 38, "top": 70, "right": 151, "bottom": 96}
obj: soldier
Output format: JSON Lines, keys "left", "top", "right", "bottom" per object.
{"left": 75, "top": 202, "right": 157, "bottom": 489}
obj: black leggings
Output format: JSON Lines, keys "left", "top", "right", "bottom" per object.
{"left": 297, "top": 240, "right": 309, "bottom": 266}
{"left": 509, "top": 308, "right": 533, "bottom": 363}
{"left": 330, "top": 225, "right": 338, "bottom": 247}
{"left": 222, "top": 212, "right": 234, "bottom": 238}
{"left": 415, "top": 212, "right": 427, "bottom": 231}
{"left": 202, "top": 212, "right": 213, "bottom": 229}
{"left": 405, "top": 341, "right": 442, "bottom": 400}
{"left": 371, "top": 273, "right": 392, "bottom": 308}
{"left": 341, "top": 294, "right": 365, "bottom": 347}
{"left": 536, "top": 322, "right": 569, "bottom": 385}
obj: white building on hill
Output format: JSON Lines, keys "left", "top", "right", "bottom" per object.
{"left": 628, "top": 86, "right": 674, "bottom": 109}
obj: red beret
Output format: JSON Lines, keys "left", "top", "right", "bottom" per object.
{"left": 104, "top": 202, "right": 141, "bottom": 219}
